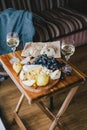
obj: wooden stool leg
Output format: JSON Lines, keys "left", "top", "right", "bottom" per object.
{"left": 15, "top": 94, "right": 24, "bottom": 113}
{"left": 37, "top": 101, "right": 63, "bottom": 130}
{"left": 49, "top": 86, "right": 79, "bottom": 130}
{"left": 13, "top": 94, "right": 27, "bottom": 130}
{"left": 13, "top": 113, "right": 27, "bottom": 130}
{"left": 50, "top": 96, "right": 54, "bottom": 110}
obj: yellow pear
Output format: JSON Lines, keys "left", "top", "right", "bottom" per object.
{"left": 36, "top": 74, "right": 50, "bottom": 86}
{"left": 22, "top": 79, "right": 35, "bottom": 87}
{"left": 13, "top": 62, "right": 22, "bottom": 74}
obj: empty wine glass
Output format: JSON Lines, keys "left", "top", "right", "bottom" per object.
{"left": 6, "top": 32, "right": 20, "bottom": 64}
{"left": 61, "top": 40, "right": 75, "bottom": 73}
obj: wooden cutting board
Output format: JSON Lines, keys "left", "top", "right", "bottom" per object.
{"left": 20, "top": 78, "right": 59, "bottom": 93}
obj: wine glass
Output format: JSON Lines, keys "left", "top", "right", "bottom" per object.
{"left": 61, "top": 40, "right": 75, "bottom": 73}
{"left": 6, "top": 32, "right": 20, "bottom": 64}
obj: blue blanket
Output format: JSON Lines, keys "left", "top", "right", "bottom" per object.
{"left": 0, "top": 8, "right": 35, "bottom": 55}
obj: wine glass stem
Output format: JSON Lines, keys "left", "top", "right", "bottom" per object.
{"left": 12, "top": 47, "right": 16, "bottom": 58}
{"left": 65, "top": 55, "right": 72, "bottom": 72}
{"left": 65, "top": 55, "right": 70, "bottom": 64}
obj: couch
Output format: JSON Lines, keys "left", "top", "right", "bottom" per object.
{"left": 0, "top": 0, "right": 87, "bottom": 47}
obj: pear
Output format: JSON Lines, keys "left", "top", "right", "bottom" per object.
{"left": 13, "top": 62, "right": 22, "bottom": 74}
{"left": 22, "top": 79, "right": 35, "bottom": 86}
{"left": 36, "top": 74, "right": 50, "bottom": 86}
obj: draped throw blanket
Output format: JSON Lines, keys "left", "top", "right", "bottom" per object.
{"left": 0, "top": 8, "right": 35, "bottom": 55}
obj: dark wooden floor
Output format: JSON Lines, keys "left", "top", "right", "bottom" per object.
{"left": 0, "top": 44, "right": 87, "bottom": 130}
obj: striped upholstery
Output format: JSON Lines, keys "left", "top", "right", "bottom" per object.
{"left": 34, "top": 7, "right": 87, "bottom": 43}
{"left": 59, "top": 29, "right": 87, "bottom": 47}
{"left": 0, "top": 0, "right": 87, "bottom": 46}
{"left": 0, "top": 0, "right": 66, "bottom": 12}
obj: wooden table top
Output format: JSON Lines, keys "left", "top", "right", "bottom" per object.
{"left": 0, "top": 51, "right": 87, "bottom": 104}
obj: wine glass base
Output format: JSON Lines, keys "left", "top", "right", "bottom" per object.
{"left": 62, "top": 65, "right": 72, "bottom": 73}
{"left": 10, "top": 57, "right": 20, "bottom": 64}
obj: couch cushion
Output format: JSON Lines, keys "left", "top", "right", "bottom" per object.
{"left": 34, "top": 7, "right": 87, "bottom": 42}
